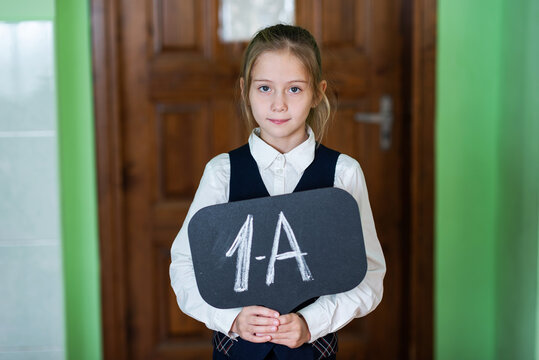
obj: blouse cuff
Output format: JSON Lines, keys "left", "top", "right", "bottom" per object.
{"left": 212, "top": 307, "right": 242, "bottom": 338}
{"left": 297, "top": 302, "right": 330, "bottom": 343}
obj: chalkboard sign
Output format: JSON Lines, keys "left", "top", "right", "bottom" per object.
{"left": 188, "top": 187, "right": 367, "bottom": 314}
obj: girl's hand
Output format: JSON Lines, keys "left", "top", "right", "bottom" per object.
{"left": 268, "top": 313, "right": 311, "bottom": 348}
{"left": 230, "top": 306, "right": 280, "bottom": 343}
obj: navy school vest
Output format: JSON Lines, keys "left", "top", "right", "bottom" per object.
{"left": 214, "top": 143, "right": 340, "bottom": 360}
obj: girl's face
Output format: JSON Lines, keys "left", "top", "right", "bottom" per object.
{"left": 244, "top": 50, "right": 325, "bottom": 153}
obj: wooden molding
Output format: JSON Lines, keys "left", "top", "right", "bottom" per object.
{"left": 91, "top": 0, "right": 128, "bottom": 358}
{"left": 408, "top": 0, "right": 436, "bottom": 358}
{"left": 91, "top": 0, "right": 437, "bottom": 357}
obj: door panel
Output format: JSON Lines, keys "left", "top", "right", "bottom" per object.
{"left": 110, "top": 0, "right": 411, "bottom": 358}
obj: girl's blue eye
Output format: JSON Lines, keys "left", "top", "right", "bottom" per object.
{"left": 259, "top": 85, "right": 271, "bottom": 93}
{"left": 290, "top": 86, "right": 301, "bottom": 94}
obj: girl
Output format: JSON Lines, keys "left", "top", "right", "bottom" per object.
{"left": 170, "top": 24, "right": 385, "bottom": 360}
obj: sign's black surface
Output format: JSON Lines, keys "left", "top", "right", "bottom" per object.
{"left": 188, "top": 187, "right": 367, "bottom": 314}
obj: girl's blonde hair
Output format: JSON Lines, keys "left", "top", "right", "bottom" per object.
{"left": 239, "top": 24, "right": 332, "bottom": 142}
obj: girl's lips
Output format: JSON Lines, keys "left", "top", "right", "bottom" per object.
{"left": 268, "top": 118, "right": 290, "bottom": 125}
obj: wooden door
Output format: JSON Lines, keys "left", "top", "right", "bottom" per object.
{"left": 92, "top": 0, "right": 436, "bottom": 359}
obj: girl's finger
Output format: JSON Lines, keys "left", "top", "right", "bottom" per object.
{"left": 274, "top": 324, "right": 294, "bottom": 333}
{"left": 274, "top": 318, "right": 301, "bottom": 333}
{"left": 249, "top": 306, "right": 279, "bottom": 318}
{"left": 250, "top": 316, "right": 280, "bottom": 326}
{"left": 251, "top": 325, "right": 278, "bottom": 334}
{"left": 277, "top": 314, "right": 295, "bottom": 324}
{"left": 245, "top": 334, "right": 272, "bottom": 343}
{"left": 265, "top": 331, "right": 290, "bottom": 340}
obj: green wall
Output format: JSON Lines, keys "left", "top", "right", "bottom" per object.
{"left": 0, "top": 0, "right": 54, "bottom": 20}
{"left": 436, "top": 0, "right": 539, "bottom": 359}
{"left": 0, "top": 1, "right": 101, "bottom": 359}
{"left": 436, "top": 0, "right": 502, "bottom": 358}
{"left": 55, "top": 0, "right": 103, "bottom": 359}
{"left": 496, "top": 0, "right": 539, "bottom": 358}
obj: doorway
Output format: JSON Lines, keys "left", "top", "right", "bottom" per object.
{"left": 91, "top": 0, "right": 435, "bottom": 358}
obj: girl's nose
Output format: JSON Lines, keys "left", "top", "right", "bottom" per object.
{"left": 271, "top": 94, "right": 287, "bottom": 112}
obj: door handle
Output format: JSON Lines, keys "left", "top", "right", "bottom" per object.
{"left": 354, "top": 95, "right": 393, "bottom": 150}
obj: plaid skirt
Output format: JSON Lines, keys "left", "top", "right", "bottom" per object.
{"left": 212, "top": 331, "right": 338, "bottom": 360}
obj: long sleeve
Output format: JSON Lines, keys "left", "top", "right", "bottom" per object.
{"left": 297, "top": 154, "right": 386, "bottom": 342}
{"left": 169, "top": 153, "right": 242, "bottom": 335}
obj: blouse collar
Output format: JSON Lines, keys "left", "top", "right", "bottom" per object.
{"left": 248, "top": 126, "right": 316, "bottom": 174}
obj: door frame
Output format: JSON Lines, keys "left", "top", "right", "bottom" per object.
{"left": 90, "top": 0, "right": 436, "bottom": 358}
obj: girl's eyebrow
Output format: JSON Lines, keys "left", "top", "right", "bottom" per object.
{"left": 252, "top": 79, "right": 309, "bottom": 83}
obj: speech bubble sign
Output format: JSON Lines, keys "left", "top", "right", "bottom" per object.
{"left": 188, "top": 187, "right": 367, "bottom": 314}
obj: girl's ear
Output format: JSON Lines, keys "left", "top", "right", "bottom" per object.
{"left": 313, "top": 80, "right": 328, "bottom": 107}
{"left": 319, "top": 80, "right": 328, "bottom": 94}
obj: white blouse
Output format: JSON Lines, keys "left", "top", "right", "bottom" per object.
{"left": 169, "top": 127, "right": 386, "bottom": 342}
